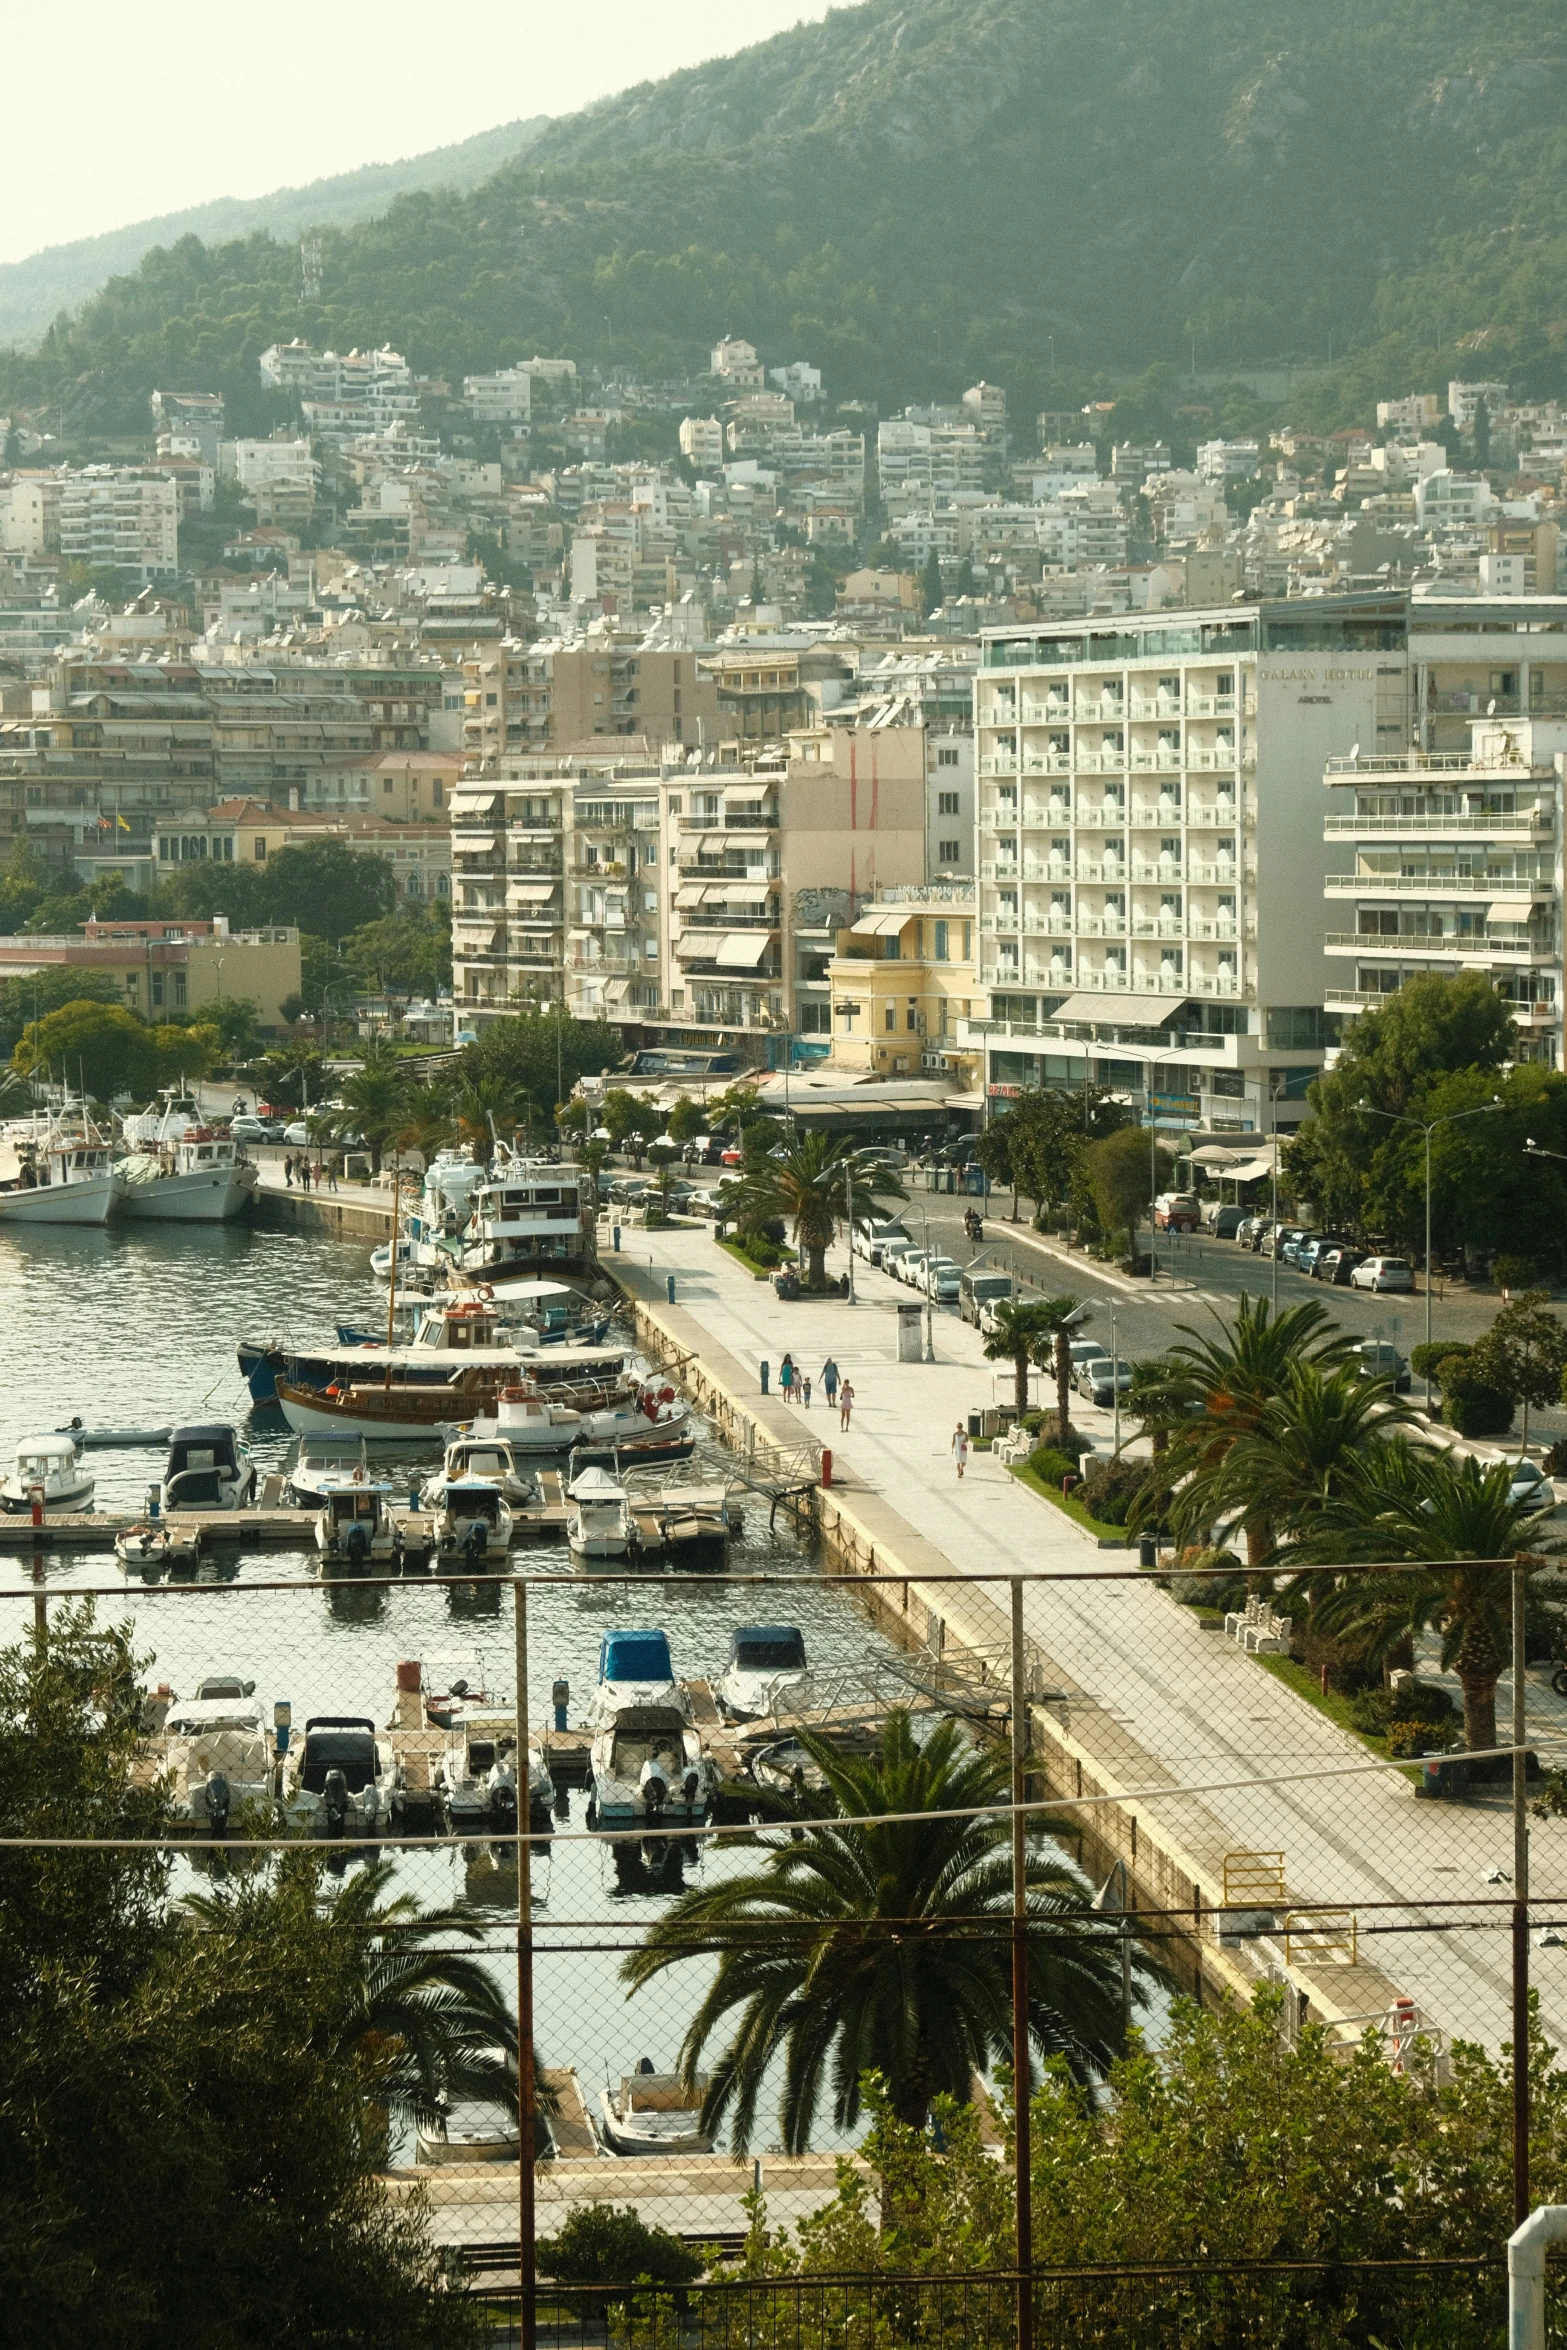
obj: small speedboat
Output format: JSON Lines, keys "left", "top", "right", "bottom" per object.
{"left": 154, "top": 1425, "right": 255, "bottom": 1514}
{"left": 162, "top": 1680, "right": 273, "bottom": 1832}
{"left": 566, "top": 1465, "right": 635, "bottom": 1559}
{"left": 714, "top": 1626, "right": 809, "bottom": 1723}
{"left": 314, "top": 1485, "right": 399, "bottom": 1565}
{"left": 287, "top": 1437, "right": 379, "bottom": 1509}
{"left": 422, "top": 1433, "right": 536, "bottom": 1507}
{"left": 114, "top": 1521, "right": 199, "bottom": 1571}
{"left": 599, "top": 2063, "right": 714, "bottom": 2157}
{"left": 279, "top": 1716, "right": 403, "bottom": 1836}
{"left": 1, "top": 1431, "right": 94, "bottom": 1513}
{"left": 421, "top": 1652, "right": 496, "bottom": 1729}
{"left": 432, "top": 1480, "right": 514, "bottom": 1560}
{"left": 434, "top": 1706, "right": 552, "bottom": 1831}
{"left": 587, "top": 1636, "right": 718, "bottom": 1824}
{"left": 587, "top": 1627, "right": 680, "bottom": 1727}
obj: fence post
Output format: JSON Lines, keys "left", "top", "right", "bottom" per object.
{"left": 1514, "top": 1553, "right": 1531, "bottom": 2230}
{"left": 515, "top": 1577, "right": 536, "bottom": 2350}
{"left": 1011, "top": 1579, "right": 1033, "bottom": 2350}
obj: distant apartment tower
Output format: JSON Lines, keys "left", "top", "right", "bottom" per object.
{"left": 0, "top": 470, "right": 61, "bottom": 557}
{"left": 1376, "top": 393, "right": 1441, "bottom": 433}
{"left": 59, "top": 468, "right": 178, "bottom": 580}
{"left": 149, "top": 390, "right": 225, "bottom": 465}
{"left": 464, "top": 368, "right": 532, "bottom": 425}
{"left": 678, "top": 416, "right": 725, "bottom": 470}
{"left": 227, "top": 439, "right": 318, "bottom": 524}
{"left": 1448, "top": 380, "right": 1509, "bottom": 433}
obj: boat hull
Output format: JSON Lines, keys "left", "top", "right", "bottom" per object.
{"left": 276, "top": 1380, "right": 478, "bottom": 1442}
{"left": 0, "top": 1169, "right": 124, "bottom": 1226}
{"left": 120, "top": 1164, "right": 259, "bottom": 1223}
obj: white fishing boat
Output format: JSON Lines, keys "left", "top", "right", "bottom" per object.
{"left": 454, "top": 1147, "right": 593, "bottom": 1283}
{"left": 153, "top": 1425, "right": 256, "bottom": 1514}
{"left": 566, "top": 1465, "right": 635, "bottom": 1559}
{"left": 313, "top": 1484, "right": 399, "bottom": 1565}
{"left": 599, "top": 2064, "right": 715, "bottom": 2157}
{"left": 421, "top": 1432, "right": 537, "bottom": 1508}
{"left": 416, "top": 2101, "right": 523, "bottom": 2166}
{"left": 162, "top": 1679, "right": 273, "bottom": 1833}
{"left": 286, "top": 1437, "right": 377, "bottom": 1509}
{"left": 432, "top": 1480, "right": 514, "bottom": 1560}
{"left": 117, "top": 1109, "right": 259, "bottom": 1223}
{"left": 714, "top": 1626, "right": 810, "bottom": 1723}
{"left": 434, "top": 1704, "right": 549, "bottom": 1832}
{"left": 0, "top": 1431, "right": 94, "bottom": 1513}
{"left": 279, "top": 1716, "right": 403, "bottom": 1836}
{"left": 0, "top": 1118, "right": 127, "bottom": 1226}
{"left": 589, "top": 1698, "right": 720, "bottom": 1823}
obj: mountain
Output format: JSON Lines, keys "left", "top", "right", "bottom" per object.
{"left": 0, "top": 116, "right": 551, "bottom": 352}
{"left": 4, "top": 0, "right": 1567, "bottom": 440}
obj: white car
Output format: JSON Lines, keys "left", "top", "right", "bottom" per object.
{"left": 894, "top": 1249, "right": 928, "bottom": 1286}
{"left": 282, "top": 1120, "right": 311, "bottom": 1146}
{"left": 879, "top": 1236, "right": 919, "bottom": 1276}
{"left": 921, "top": 1256, "right": 962, "bottom": 1302}
{"left": 1348, "top": 1255, "right": 1415, "bottom": 1294}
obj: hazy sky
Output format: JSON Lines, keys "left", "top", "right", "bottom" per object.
{"left": 0, "top": 2, "right": 833, "bottom": 265}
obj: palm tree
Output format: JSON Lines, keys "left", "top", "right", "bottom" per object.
{"left": 731, "top": 1134, "right": 906, "bottom": 1289}
{"left": 453, "top": 1074, "right": 520, "bottom": 1167}
{"left": 983, "top": 1297, "right": 1065, "bottom": 1420}
{"left": 1030, "top": 1293, "right": 1090, "bottom": 1436}
{"left": 622, "top": 1712, "right": 1143, "bottom": 2152}
{"left": 1164, "top": 1360, "right": 1418, "bottom": 1566}
{"left": 1132, "top": 1296, "right": 1354, "bottom": 1574}
{"left": 328, "top": 1040, "right": 412, "bottom": 1176}
{"left": 1289, "top": 1445, "right": 1557, "bottom": 1752}
{"left": 393, "top": 1100, "right": 455, "bottom": 1173}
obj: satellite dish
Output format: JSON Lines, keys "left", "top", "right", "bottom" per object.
{"left": 1348, "top": 742, "right": 1360, "bottom": 761}
{"left": 1487, "top": 698, "right": 1497, "bottom": 716}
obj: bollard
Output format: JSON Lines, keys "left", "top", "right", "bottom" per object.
{"left": 612, "top": 1223, "right": 622, "bottom": 1253}
{"left": 552, "top": 1677, "right": 570, "bottom": 1733}
{"left": 666, "top": 1272, "right": 677, "bottom": 1304}
{"left": 760, "top": 1359, "right": 770, "bottom": 1394}
{"left": 273, "top": 1700, "right": 292, "bottom": 1759}
{"left": 821, "top": 1448, "right": 833, "bottom": 1488}
{"left": 29, "top": 1484, "right": 43, "bottom": 1529}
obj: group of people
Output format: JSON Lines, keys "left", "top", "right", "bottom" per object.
{"left": 777, "top": 1352, "right": 854, "bottom": 1430}
{"left": 283, "top": 1154, "right": 338, "bottom": 1193}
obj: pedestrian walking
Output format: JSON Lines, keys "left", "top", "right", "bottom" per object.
{"left": 299, "top": 1159, "right": 311, "bottom": 1194}
{"left": 802, "top": 1375, "right": 813, "bottom": 1408}
{"left": 820, "top": 1356, "right": 839, "bottom": 1410}
{"left": 284, "top": 1154, "right": 294, "bottom": 1188}
{"left": 838, "top": 1378, "right": 855, "bottom": 1431}
{"left": 779, "top": 1352, "right": 796, "bottom": 1401}
{"left": 951, "top": 1421, "right": 970, "bottom": 1480}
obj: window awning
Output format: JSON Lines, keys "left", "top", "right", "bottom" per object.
{"left": 509, "top": 880, "right": 557, "bottom": 901}
{"left": 604, "top": 978, "right": 633, "bottom": 1002}
{"left": 1050, "top": 991, "right": 1190, "bottom": 1026}
{"left": 849, "top": 911, "right": 908, "bottom": 937}
{"left": 450, "top": 792, "right": 497, "bottom": 815}
{"left": 675, "top": 884, "right": 706, "bottom": 908}
{"left": 716, "top": 931, "right": 773, "bottom": 968}
{"left": 724, "top": 882, "right": 774, "bottom": 905}
{"left": 454, "top": 832, "right": 496, "bottom": 851}
{"left": 1488, "top": 894, "right": 1537, "bottom": 918}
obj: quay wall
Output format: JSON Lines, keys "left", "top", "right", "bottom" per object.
{"left": 251, "top": 1186, "right": 398, "bottom": 1242}
{"left": 613, "top": 1269, "right": 1408, "bottom": 2034}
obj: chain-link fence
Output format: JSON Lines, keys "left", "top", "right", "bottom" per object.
{"left": 5, "top": 1555, "right": 1565, "bottom": 2344}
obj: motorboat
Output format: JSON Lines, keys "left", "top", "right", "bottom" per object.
{"left": 279, "top": 1716, "right": 403, "bottom": 1836}
{"left": 419, "top": 1652, "right": 496, "bottom": 1729}
{"left": 566, "top": 1465, "right": 635, "bottom": 1560}
{"left": 114, "top": 1521, "right": 199, "bottom": 1572}
{"left": 631, "top": 1480, "right": 736, "bottom": 1555}
{"left": 117, "top": 1111, "right": 259, "bottom": 1223}
{"left": 286, "top": 1437, "right": 378, "bottom": 1509}
{"left": 153, "top": 1424, "right": 256, "bottom": 1514}
{"left": 714, "top": 1626, "right": 810, "bottom": 1723}
{"left": 0, "top": 1118, "right": 127, "bottom": 1226}
{"left": 432, "top": 1480, "right": 514, "bottom": 1560}
{"left": 588, "top": 1627, "right": 681, "bottom": 1727}
{"left": 314, "top": 1484, "right": 399, "bottom": 1565}
{"left": 599, "top": 2064, "right": 714, "bottom": 2157}
{"left": 422, "top": 1433, "right": 537, "bottom": 1508}
{"left": 1, "top": 1431, "right": 94, "bottom": 1513}
{"left": 449, "top": 1275, "right": 613, "bottom": 1349}
{"left": 241, "top": 1306, "right": 629, "bottom": 1406}
{"left": 416, "top": 2101, "right": 526, "bottom": 2166}
{"left": 433, "top": 1705, "right": 553, "bottom": 1832}
{"left": 589, "top": 1696, "right": 720, "bottom": 1823}
{"left": 162, "top": 1680, "right": 273, "bottom": 1833}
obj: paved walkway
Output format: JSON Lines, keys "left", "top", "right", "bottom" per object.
{"left": 619, "top": 1216, "right": 1567, "bottom": 2055}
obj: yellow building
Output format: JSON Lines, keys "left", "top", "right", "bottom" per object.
{"left": 826, "top": 886, "right": 979, "bottom": 1080}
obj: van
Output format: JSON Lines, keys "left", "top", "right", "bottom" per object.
{"left": 1201, "top": 1203, "right": 1246, "bottom": 1239}
{"left": 1152, "top": 1192, "right": 1199, "bottom": 1232}
{"left": 854, "top": 1217, "right": 910, "bottom": 1267}
{"left": 960, "top": 1268, "right": 1014, "bottom": 1325}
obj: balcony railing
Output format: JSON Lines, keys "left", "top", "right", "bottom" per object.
{"left": 1329, "top": 983, "right": 1558, "bottom": 1021}
{"left": 1323, "top": 872, "right": 1553, "bottom": 897}
{"left": 980, "top": 965, "right": 1248, "bottom": 1000}
{"left": 1323, "top": 809, "right": 1552, "bottom": 835}
{"left": 1325, "top": 931, "right": 1553, "bottom": 960}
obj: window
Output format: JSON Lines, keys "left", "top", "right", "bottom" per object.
{"left": 384, "top": 777, "right": 395, "bottom": 793}
{"left": 885, "top": 1005, "right": 896, "bottom": 1032}
{"left": 907, "top": 1002, "right": 918, "bottom": 1031}
{"left": 884, "top": 934, "right": 901, "bottom": 961}
{"left": 938, "top": 745, "right": 960, "bottom": 767}
{"left": 934, "top": 920, "right": 949, "bottom": 961}
{"left": 150, "top": 972, "right": 164, "bottom": 1008}
{"left": 254, "top": 839, "right": 267, "bottom": 860}
{"left": 937, "top": 790, "right": 960, "bottom": 816}
{"left": 938, "top": 840, "right": 961, "bottom": 863}
{"left": 433, "top": 781, "right": 443, "bottom": 806}
{"left": 173, "top": 974, "right": 187, "bottom": 1010}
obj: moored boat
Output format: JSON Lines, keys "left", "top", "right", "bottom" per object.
{"left": 313, "top": 1484, "right": 399, "bottom": 1565}
{"left": 1, "top": 1431, "right": 94, "bottom": 1513}
{"left": 279, "top": 1716, "right": 403, "bottom": 1836}
{"left": 0, "top": 1119, "right": 127, "bottom": 1226}
{"left": 714, "top": 1626, "right": 810, "bottom": 1723}
{"left": 153, "top": 1424, "right": 256, "bottom": 1514}
{"left": 118, "top": 1114, "right": 259, "bottom": 1223}
{"left": 599, "top": 2064, "right": 715, "bottom": 2157}
{"left": 566, "top": 1464, "right": 635, "bottom": 1559}
{"left": 162, "top": 1679, "right": 273, "bottom": 1832}
{"left": 431, "top": 1480, "right": 514, "bottom": 1559}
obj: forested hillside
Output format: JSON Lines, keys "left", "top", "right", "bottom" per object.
{"left": 4, "top": 0, "right": 1566, "bottom": 435}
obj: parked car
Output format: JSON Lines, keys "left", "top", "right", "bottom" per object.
{"left": 229, "top": 1115, "right": 267, "bottom": 1143}
{"left": 1295, "top": 1237, "right": 1331, "bottom": 1277}
{"left": 1349, "top": 1339, "right": 1412, "bottom": 1393}
{"left": 1070, "top": 1348, "right": 1113, "bottom": 1399}
{"left": 1235, "top": 1215, "right": 1268, "bottom": 1250}
{"left": 282, "top": 1120, "right": 311, "bottom": 1147}
{"left": 1507, "top": 1458, "right": 1557, "bottom": 1514}
{"left": 1153, "top": 1193, "right": 1200, "bottom": 1232}
{"left": 1202, "top": 1204, "right": 1247, "bottom": 1239}
{"left": 921, "top": 1256, "right": 962, "bottom": 1302}
{"left": 894, "top": 1250, "right": 929, "bottom": 1287}
{"left": 960, "top": 1268, "right": 1014, "bottom": 1325}
{"left": 1080, "top": 1357, "right": 1134, "bottom": 1408}
{"left": 1281, "top": 1230, "right": 1321, "bottom": 1265}
{"left": 879, "top": 1236, "right": 919, "bottom": 1275}
{"left": 854, "top": 1217, "right": 911, "bottom": 1267}
{"left": 1349, "top": 1255, "right": 1415, "bottom": 1294}
{"left": 1261, "top": 1226, "right": 1307, "bottom": 1261}
{"left": 1315, "top": 1246, "right": 1365, "bottom": 1286}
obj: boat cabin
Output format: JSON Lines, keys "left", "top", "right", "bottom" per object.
{"left": 296, "top": 1718, "right": 380, "bottom": 1795}
{"left": 410, "top": 1302, "right": 507, "bottom": 1353}
{"left": 161, "top": 1424, "right": 245, "bottom": 1507}
{"left": 599, "top": 1628, "right": 674, "bottom": 1688}
{"left": 323, "top": 1488, "right": 391, "bottom": 1533}
{"left": 727, "top": 1627, "right": 808, "bottom": 1675}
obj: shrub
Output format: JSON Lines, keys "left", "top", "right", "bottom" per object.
{"left": 1028, "top": 1444, "right": 1077, "bottom": 1487}
{"left": 1388, "top": 1719, "right": 1463, "bottom": 1759}
{"left": 1031, "top": 1411, "right": 1087, "bottom": 1452}
{"left": 1410, "top": 1339, "right": 1472, "bottom": 1383}
{"left": 1351, "top": 1682, "right": 1456, "bottom": 1738}
{"left": 1493, "top": 1253, "right": 1539, "bottom": 1290}
{"left": 538, "top": 2203, "right": 704, "bottom": 2314}
{"left": 1081, "top": 1459, "right": 1146, "bottom": 1526}
{"left": 1439, "top": 1368, "right": 1515, "bottom": 1438}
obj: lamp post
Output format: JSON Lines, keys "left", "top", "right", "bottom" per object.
{"left": 1111, "top": 1300, "right": 1120, "bottom": 1455}
{"left": 844, "top": 1153, "right": 856, "bottom": 1306}
{"left": 1358, "top": 1096, "right": 1505, "bottom": 1412}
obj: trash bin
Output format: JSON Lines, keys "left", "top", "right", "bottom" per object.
{"left": 666, "top": 1273, "right": 677, "bottom": 1304}
{"left": 760, "top": 1359, "right": 770, "bottom": 1394}
{"left": 967, "top": 1411, "right": 982, "bottom": 1440}
{"left": 1139, "top": 1535, "right": 1157, "bottom": 1569}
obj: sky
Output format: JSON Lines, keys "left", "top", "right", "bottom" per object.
{"left": 0, "top": 2, "right": 834, "bottom": 266}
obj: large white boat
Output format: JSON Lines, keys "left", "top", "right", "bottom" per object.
{"left": 714, "top": 1626, "right": 810, "bottom": 1723}
{"left": 431, "top": 1480, "right": 513, "bottom": 1559}
{"left": 0, "top": 1120, "right": 127, "bottom": 1227}
{"left": 589, "top": 1697, "right": 720, "bottom": 1824}
{"left": 118, "top": 1115, "right": 259, "bottom": 1223}
{"left": 162, "top": 1680, "right": 274, "bottom": 1833}
{"left": 566, "top": 1464, "right": 635, "bottom": 1559}
{"left": 453, "top": 1148, "right": 594, "bottom": 1282}
{"left": 0, "top": 1431, "right": 94, "bottom": 1514}
{"left": 313, "top": 1484, "right": 399, "bottom": 1565}
{"left": 422, "top": 1431, "right": 537, "bottom": 1508}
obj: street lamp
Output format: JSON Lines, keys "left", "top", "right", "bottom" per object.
{"left": 1358, "top": 1096, "right": 1505, "bottom": 1411}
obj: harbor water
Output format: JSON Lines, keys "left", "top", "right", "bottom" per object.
{"left": 0, "top": 1218, "right": 928, "bottom": 2163}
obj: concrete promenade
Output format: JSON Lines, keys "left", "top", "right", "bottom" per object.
{"left": 615, "top": 1215, "right": 1567, "bottom": 2057}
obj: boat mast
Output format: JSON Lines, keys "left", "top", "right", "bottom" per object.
{"left": 383, "top": 1156, "right": 400, "bottom": 1392}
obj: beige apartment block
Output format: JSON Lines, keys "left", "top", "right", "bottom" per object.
{"left": 827, "top": 885, "right": 978, "bottom": 1079}
{"left": 0, "top": 917, "right": 302, "bottom": 1031}
{"left": 463, "top": 639, "right": 719, "bottom": 763}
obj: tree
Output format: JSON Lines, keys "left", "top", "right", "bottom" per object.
{"left": 919, "top": 549, "right": 944, "bottom": 614}
{"left": 667, "top": 1095, "right": 704, "bottom": 1145}
{"left": 1030, "top": 1293, "right": 1090, "bottom": 1434}
{"left": 256, "top": 1041, "right": 324, "bottom": 1109}
{"left": 149, "top": 1019, "right": 221, "bottom": 1089}
{"left": 330, "top": 1039, "right": 414, "bottom": 1173}
{"left": 0, "top": 966, "right": 119, "bottom": 1061}
{"left": 1292, "top": 1445, "right": 1557, "bottom": 1751}
{"left": 1468, "top": 1290, "right": 1567, "bottom": 1448}
{"left": 996, "top": 1085, "right": 1129, "bottom": 1224}
{"left": 466, "top": 1009, "right": 620, "bottom": 1129}
{"left": 343, "top": 904, "right": 453, "bottom": 998}
{"left": 1176, "top": 1359, "right": 1417, "bottom": 1567}
{"left": 730, "top": 1134, "right": 906, "bottom": 1289}
{"left": 257, "top": 839, "right": 399, "bottom": 945}
{"left": 982, "top": 1296, "right": 1077, "bottom": 1420}
{"left": 1084, "top": 1125, "right": 1173, "bottom": 1254}
{"left": 972, "top": 1121, "right": 1017, "bottom": 1219}
{"left": 11, "top": 999, "right": 157, "bottom": 1100}
{"left": 453, "top": 1072, "right": 521, "bottom": 1163}
{"left": 180, "top": 993, "right": 260, "bottom": 1058}
{"left": 621, "top": 1713, "right": 1143, "bottom": 2151}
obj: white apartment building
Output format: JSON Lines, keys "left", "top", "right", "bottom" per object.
{"left": 0, "top": 470, "right": 61, "bottom": 557}
{"left": 877, "top": 419, "right": 987, "bottom": 508}
{"left": 679, "top": 416, "right": 725, "bottom": 469}
{"left": 710, "top": 337, "right": 764, "bottom": 387}
{"left": 770, "top": 361, "right": 822, "bottom": 403}
{"left": 964, "top": 594, "right": 1412, "bottom": 1133}
{"left": 226, "top": 439, "right": 318, "bottom": 522}
{"left": 1323, "top": 714, "right": 1563, "bottom": 1065}
{"left": 58, "top": 468, "right": 178, "bottom": 580}
{"left": 1196, "top": 439, "right": 1261, "bottom": 485}
{"left": 1415, "top": 471, "right": 1496, "bottom": 532}
{"left": 464, "top": 369, "right": 532, "bottom": 425}
{"left": 1448, "top": 380, "right": 1510, "bottom": 433}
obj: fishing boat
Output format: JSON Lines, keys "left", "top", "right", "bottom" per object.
{"left": 452, "top": 1147, "right": 595, "bottom": 1284}
{"left": 714, "top": 1627, "right": 810, "bottom": 1723}
{"left": 421, "top": 1432, "right": 537, "bottom": 1508}
{"left": 0, "top": 1431, "right": 94, "bottom": 1513}
{"left": 238, "top": 1301, "right": 627, "bottom": 1407}
{"left": 279, "top": 1716, "right": 403, "bottom": 1836}
{"left": 275, "top": 1370, "right": 495, "bottom": 1442}
{"left": 599, "top": 2064, "right": 715, "bottom": 2158}
{"left": 313, "top": 1484, "right": 399, "bottom": 1565}
{"left": 0, "top": 1117, "right": 127, "bottom": 1226}
{"left": 153, "top": 1424, "right": 256, "bottom": 1513}
{"left": 566, "top": 1464, "right": 635, "bottom": 1559}
{"left": 431, "top": 1480, "right": 513, "bottom": 1560}
{"left": 588, "top": 1697, "right": 720, "bottom": 1823}
{"left": 162, "top": 1680, "right": 273, "bottom": 1832}
{"left": 117, "top": 1108, "right": 259, "bottom": 1223}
